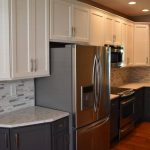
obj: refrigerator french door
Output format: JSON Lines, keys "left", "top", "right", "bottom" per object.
{"left": 35, "top": 43, "right": 111, "bottom": 150}
{"left": 73, "top": 45, "right": 111, "bottom": 150}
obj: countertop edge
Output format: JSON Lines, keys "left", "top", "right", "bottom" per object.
{"left": 119, "top": 82, "right": 150, "bottom": 90}
{"left": 0, "top": 113, "right": 69, "bottom": 128}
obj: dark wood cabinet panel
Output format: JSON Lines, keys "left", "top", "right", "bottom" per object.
{"left": 52, "top": 117, "right": 69, "bottom": 150}
{"left": 134, "top": 88, "right": 144, "bottom": 123}
{"left": 0, "top": 128, "right": 10, "bottom": 150}
{"left": 11, "top": 124, "right": 51, "bottom": 150}
{"left": 110, "top": 99, "right": 119, "bottom": 141}
{"left": 144, "top": 88, "right": 150, "bottom": 121}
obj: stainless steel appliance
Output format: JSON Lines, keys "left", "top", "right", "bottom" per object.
{"left": 109, "top": 45, "right": 124, "bottom": 67}
{"left": 35, "top": 43, "right": 111, "bottom": 150}
{"left": 111, "top": 87, "right": 135, "bottom": 139}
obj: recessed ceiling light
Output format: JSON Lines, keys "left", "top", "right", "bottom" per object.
{"left": 142, "top": 9, "right": 149, "bottom": 12}
{"left": 128, "top": 1, "right": 136, "bottom": 5}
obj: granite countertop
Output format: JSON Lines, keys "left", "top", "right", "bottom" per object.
{"left": 0, "top": 106, "right": 69, "bottom": 128}
{"left": 120, "top": 82, "right": 150, "bottom": 90}
{"left": 110, "top": 94, "right": 120, "bottom": 100}
{"left": 110, "top": 82, "right": 150, "bottom": 100}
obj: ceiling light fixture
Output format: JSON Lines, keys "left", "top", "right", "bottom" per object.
{"left": 142, "top": 9, "right": 149, "bottom": 12}
{"left": 128, "top": 1, "right": 136, "bottom": 5}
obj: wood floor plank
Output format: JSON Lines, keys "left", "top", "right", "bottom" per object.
{"left": 111, "top": 122, "right": 150, "bottom": 150}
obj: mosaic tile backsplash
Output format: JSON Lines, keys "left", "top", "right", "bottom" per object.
{"left": 0, "top": 79, "right": 35, "bottom": 114}
{"left": 111, "top": 66, "right": 150, "bottom": 87}
{"left": 111, "top": 67, "right": 130, "bottom": 87}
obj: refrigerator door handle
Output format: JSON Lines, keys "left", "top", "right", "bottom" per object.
{"left": 92, "top": 55, "right": 98, "bottom": 112}
{"left": 98, "top": 58, "right": 103, "bottom": 108}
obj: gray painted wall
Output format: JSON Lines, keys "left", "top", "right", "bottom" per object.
{"left": 35, "top": 45, "right": 74, "bottom": 150}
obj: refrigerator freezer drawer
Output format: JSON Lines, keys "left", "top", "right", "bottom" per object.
{"left": 76, "top": 117, "right": 110, "bottom": 150}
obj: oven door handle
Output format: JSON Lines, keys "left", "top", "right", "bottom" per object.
{"left": 121, "top": 98, "right": 135, "bottom": 105}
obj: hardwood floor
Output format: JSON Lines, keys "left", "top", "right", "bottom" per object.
{"left": 111, "top": 122, "right": 150, "bottom": 150}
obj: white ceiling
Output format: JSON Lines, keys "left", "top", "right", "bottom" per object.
{"left": 92, "top": 0, "right": 150, "bottom": 16}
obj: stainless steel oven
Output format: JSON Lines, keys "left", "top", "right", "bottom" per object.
{"left": 120, "top": 95, "right": 135, "bottom": 138}
{"left": 111, "top": 87, "right": 135, "bottom": 139}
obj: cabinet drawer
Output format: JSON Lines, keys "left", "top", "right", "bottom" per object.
{"left": 52, "top": 117, "right": 68, "bottom": 134}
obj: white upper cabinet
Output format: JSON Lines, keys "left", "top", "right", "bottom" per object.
{"left": 34, "top": 0, "right": 49, "bottom": 77}
{"left": 113, "top": 17, "right": 122, "bottom": 45}
{"left": 0, "top": 0, "right": 49, "bottom": 81}
{"left": 11, "top": 0, "right": 35, "bottom": 78}
{"left": 50, "top": 0, "right": 90, "bottom": 43}
{"left": 90, "top": 9, "right": 104, "bottom": 46}
{"left": 50, "top": 0, "right": 72, "bottom": 41}
{"left": 104, "top": 14, "right": 114, "bottom": 45}
{"left": 126, "top": 23, "right": 134, "bottom": 66}
{"left": 0, "top": 0, "right": 10, "bottom": 80}
{"left": 72, "top": 4, "right": 90, "bottom": 42}
{"left": 134, "top": 24, "right": 149, "bottom": 66}
{"left": 121, "top": 21, "right": 127, "bottom": 64}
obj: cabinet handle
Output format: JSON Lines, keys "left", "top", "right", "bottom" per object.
{"left": 127, "top": 58, "right": 130, "bottom": 64}
{"left": 146, "top": 57, "right": 149, "bottom": 64}
{"left": 113, "top": 35, "right": 116, "bottom": 43}
{"left": 5, "top": 133, "right": 8, "bottom": 148}
{"left": 71, "top": 27, "right": 74, "bottom": 37}
{"left": 15, "top": 133, "right": 19, "bottom": 149}
{"left": 74, "top": 27, "right": 76, "bottom": 37}
{"left": 71, "top": 27, "right": 76, "bottom": 37}
{"left": 30, "top": 59, "right": 34, "bottom": 72}
{"left": 34, "top": 59, "right": 37, "bottom": 72}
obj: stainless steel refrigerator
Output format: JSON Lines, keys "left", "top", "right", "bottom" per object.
{"left": 35, "top": 44, "right": 111, "bottom": 150}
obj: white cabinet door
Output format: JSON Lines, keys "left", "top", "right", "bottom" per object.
{"left": 126, "top": 23, "right": 134, "bottom": 66}
{"left": 104, "top": 14, "right": 114, "bottom": 45}
{"left": 90, "top": 9, "right": 104, "bottom": 46}
{"left": 72, "top": 4, "right": 90, "bottom": 42}
{"left": 134, "top": 25, "right": 149, "bottom": 66}
{"left": 11, "top": 0, "right": 35, "bottom": 79}
{"left": 121, "top": 21, "right": 127, "bottom": 64}
{"left": 34, "top": 0, "right": 49, "bottom": 77}
{"left": 0, "top": 0, "right": 10, "bottom": 80}
{"left": 50, "top": 0, "right": 72, "bottom": 42}
{"left": 113, "top": 18, "right": 122, "bottom": 45}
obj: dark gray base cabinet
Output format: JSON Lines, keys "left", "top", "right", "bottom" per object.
{"left": 0, "top": 124, "right": 51, "bottom": 150}
{"left": 134, "top": 88, "right": 144, "bottom": 123}
{"left": 11, "top": 124, "right": 51, "bottom": 150}
{"left": 0, "top": 117, "right": 69, "bottom": 150}
{"left": 144, "top": 88, "right": 150, "bottom": 121}
{"left": 110, "top": 99, "right": 119, "bottom": 142}
{"left": 52, "top": 118, "right": 69, "bottom": 150}
{"left": 0, "top": 128, "right": 10, "bottom": 150}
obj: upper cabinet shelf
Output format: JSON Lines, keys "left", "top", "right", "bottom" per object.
{"left": 0, "top": 0, "right": 49, "bottom": 81}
